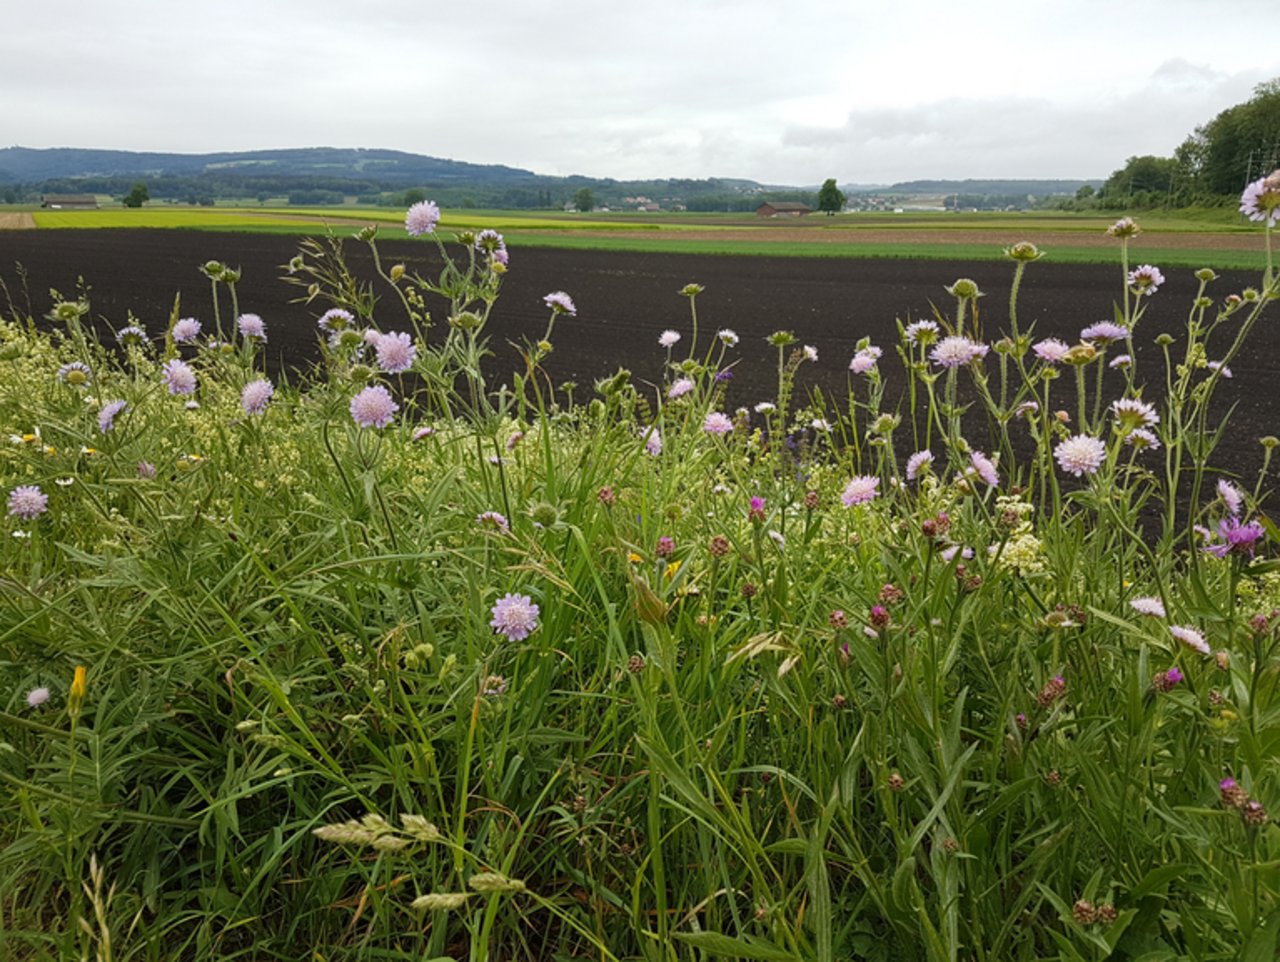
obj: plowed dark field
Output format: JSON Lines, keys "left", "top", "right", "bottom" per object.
{"left": 1, "top": 229, "right": 1276, "bottom": 480}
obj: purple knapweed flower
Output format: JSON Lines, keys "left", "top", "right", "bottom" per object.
{"left": 490, "top": 592, "right": 540, "bottom": 641}
{"left": 7, "top": 484, "right": 48, "bottom": 520}
{"left": 1054, "top": 434, "right": 1107, "bottom": 477}
{"left": 748, "top": 496, "right": 766, "bottom": 523}
{"left": 543, "top": 291, "right": 576, "bottom": 315}
{"left": 98, "top": 400, "right": 127, "bottom": 433}
{"left": 162, "top": 359, "right": 197, "bottom": 396}
{"left": 841, "top": 475, "right": 879, "bottom": 507}
{"left": 405, "top": 200, "right": 440, "bottom": 236}
{"left": 350, "top": 385, "right": 399, "bottom": 429}
{"left": 1204, "top": 517, "right": 1266, "bottom": 558}
{"left": 236, "top": 313, "right": 266, "bottom": 340}
{"left": 172, "top": 317, "right": 202, "bottom": 343}
{"left": 374, "top": 331, "right": 417, "bottom": 374}
{"left": 241, "top": 378, "right": 274, "bottom": 416}
{"left": 703, "top": 412, "right": 734, "bottom": 435}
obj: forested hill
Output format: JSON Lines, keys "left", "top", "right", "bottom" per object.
{"left": 883, "top": 179, "right": 1100, "bottom": 196}
{"left": 0, "top": 147, "right": 538, "bottom": 185}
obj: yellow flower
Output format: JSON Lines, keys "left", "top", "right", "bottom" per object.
{"left": 664, "top": 560, "right": 683, "bottom": 580}
{"left": 68, "top": 665, "right": 87, "bottom": 714}
{"left": 628, "top": 552, "right": 643, "bottom": 564}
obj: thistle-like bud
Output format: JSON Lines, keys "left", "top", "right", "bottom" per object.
{"left": 1004, "top": 241, "right": 1044, "bottom": 262}
{"left": 679, "top": 283, "right": 705, "bottom": 297}
{"left": 803, "top": 490, "right": 820, "bottom": 511}
{"left": 221, "top": 267, "right": 241, "bottom": 284}
{"left": 766, "top": 330, "right": 796, "bottom": 348}
{"left": 449, "top": 311, "right": 483, "bottom": 331}
{"left": 390, "top": 264, "right": 406, "bottom": 282}
{"left": 200, "top": 260, "right": 225, "bottom": 280}
{"left": 946, "top": 278, "right": 983, "bottom": 300}
{"left": 887, "top": 772, "right": 905, "bottom": 792}
{"left": 1036, "top": 675, "right": 1066, "bottom": 708}
{"left": 1220, "top": 777, "right": 1250, "bottom": 809}
{"left": 1195, "top": 268, "right": 1218, "bottom": 283}
{"left": 597, "top": 485, "right": 616, "bottom": 506}
{"left": 1243, "top": 800, "right": 1269, "bottom": 827}
{"left": 1062, "top": 343, "right": 1097, "bottom": 366}
{"left": 627, "top": 653, "right": 646, "bottom": 673}
{"left": 708, "top": 534, "right": 731, "bottom": 557}
{"left": 354, "top": 225, "right": 378, "bottom": 243}
{"left": 1072, "top": 900, "right": 1098, "bottom": 925}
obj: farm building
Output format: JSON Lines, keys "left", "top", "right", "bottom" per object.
{"left": 41, "top": 194, "right": 98, "bottom": 209}
{"left": 756, "top": 201, "right": 811, "bottom": 218}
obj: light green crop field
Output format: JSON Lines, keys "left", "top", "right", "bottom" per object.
{"left": 21, "top": 204, "right": 1267, "bottom": 268}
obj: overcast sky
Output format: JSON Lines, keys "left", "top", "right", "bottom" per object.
{"left": 5, "top": 0, "right": 1278, "bottom": 186}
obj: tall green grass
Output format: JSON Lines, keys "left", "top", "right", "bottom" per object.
{"left": 2, "top": 214, "right": 1279, "bottom": 961}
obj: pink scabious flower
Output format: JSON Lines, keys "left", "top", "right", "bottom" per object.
{"left": 1240, "top": 175, "right": 1280, "bottom": 227}
{"left": 1106, "top": 216, "right": 1141, "bottom": 238}
{"left": 930, "top": 336, "right": 988, "bottom": 368}
{"left": 1127, "top": 264, "right": 1165, "bottom": 295}
{"left": 162, "top": 359, "right": 197, "bottom": 396}
{"left": 841, "top": 475, "right": 879, "bottom": 507}
{"left": 940, "top": 545, "right": 974, "bottom": 563}
{"left": 477, "top": 511, "right": 510, "bottom": 533}
{"left": 115, "top": 324, "right": 149, "bottom": 346}
{"left": 543, "top": 291, "right": 577, "bottom": 315}
{"left": 405, "top": 200, "right": 440, "bottom": 236}
{"left": 703, "top": 412, "right": 734, "bottom": 435}
{"left": 1170, "top": 624, "right": 1211, "bottom": 655}
{"left": 137, "top": 461, "right": 156, "bottom": 479}
{"left": 1109, "top": 354, "right": 1132, "bottom": 369}
{"left": 1111, "top": 398, "right": 1159, "bottom": 430}
{"left": 350, "top": 385, "right": 399, "bottom": 429}
{"left": 905, "top": 450, "right": 933, "bottom": 481}
{"left": 642, "top": 426, "right": 662, "bottom": 456}
{"left": 474, "top": 228, "right": 505, "bottom": 253}
{"left": 237, "top": 313, "right": 266, "bottom": 340}
{"left": 98, "top": 399, "right": 127, "bottom": 433}
{"left": 1204, "top": 517, "right": 1266, "bottom": 558}
{"left": 413, "top": 425, "right": 436, "bottom": 442}
{"left": 1080, "top": 321, "right": 1128, "bottom": 344}
{"left": 1130, "top": 596, "right": 1166, "bottom": 618}
{"left": 318, "top": 308, "right": 354, "bottom": 333}
{"left": 7, "top": 484, "right": 48, "bottom": 520}
{"left": 667, "top": 377, "right": 695, "bottom": 400}
{"left": 26, "top": 686, "right": 50, "bottom": 708}
{"left": 1033, "top": 338, "right": 1071, "bottom": 363}
{"left": 490, "top": 592, "right": 540, "bottom": 641}
{"left": 848, "top": 347, "right": 880, "bottom": 374}
{"left": 803, "top": 345, "right": 819, "bottom": 362}
{"left": 1054, "top": 434, "right": 1107, "bottom": 477}
{"left": 658, "top": 329, "right": 681, "bottom": 348}
{"left": 172, "top": 317, "right": 202, "bottom": 343}
{"left": 970, "top": 450, "right": 1000, "bottom": 487}
{"left": 1217, "top": 479, "right": 1244, "bottom": 517}
{"left": 241, "top": 378, "right": 274, "bottom": 416}
{"left": 57, "top": 361, "right": 92, "bottom": 385}
{"left": 374, "top": 331, "right": 417, "bottom": 374}
{"left": 904, "top": 319, "right": 939, "bottom": 345}
{"left": 1126, "top": 427, "right": 1161, "bottom": 451}
{"left": 492, "top": 248, "right": 510, "bottom": 267}
{"left": 1207, "top": 360, "right": 1232, "bottom": 378}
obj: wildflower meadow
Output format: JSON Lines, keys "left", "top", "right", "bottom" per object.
{"left": 4, "top": 177, "right": 1280, "bottom": 961}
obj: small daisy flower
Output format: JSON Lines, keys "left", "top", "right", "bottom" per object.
{"left": 241, "top": 378, "right": 274, "bottom": 416}
{"left": 717, "top": 329, "right": 739, "bottom": 347}
{"left": 658, "top": 329, "right": 681, "bottom": 348}
{"left": 490, "top": 592, "right": 540, "bottom": 641}
{"left": 374, "top": 331, "right": 417, "bottom": 374}
{"left": 667, "top": 377, "right": 695, "bottom": 400}
{"left": 350, "top": 385, "right": 399, "bottom": 429}
{"left": 162, "top": 359, "right": 197, "bottom": 396}
{"left": 97, "top": 399, "right": 127, "bottom": 433}
{"left": 802, "top": 345, "right": 818, "bottom": 362}
{"left": 841, "top": 475, "right": 879, "bottom": 507}
{"left": 1170, "top": 624, "right": 1210, "bottom": 655}
{"left": 905, "top": 450, "right": 933, "bottom": 481}
{"left": 7, "top": 484, "right": 48, "bottom": 520}
{"left": 1054, "top": 435, "right": 1107, "bottom": 477}
{"left": 405, "top": 200, "right": 441, "bottom": 236}
{"left": 236, "top": 313, "right": 266, "bottom": 340}
{"left": 172, "top": 317, "right": 202, "bottom": 343}
{"left": 57, "top": 361, "right": 92, "bottom": 386}
{"left": 543, "top": 291, "right": 576, "bottom": 315}
{"left": 1130, "top": 596, "right": 1166, "bottom": 618}
{"left": 115, "top": 324, "right": 149, "bottom": 346}
{"left": 703, "top": 412, "right": 734, "bottom": 435}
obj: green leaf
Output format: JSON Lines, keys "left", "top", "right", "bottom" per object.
{"left": 1242, "top": 907, "right": 1280, "bottom": 962}
{"left": 1129, "top": 863, "right": 1190, "bottom": 900}
{"left": 670, "top": 931, "right": 802, "bottom": 961}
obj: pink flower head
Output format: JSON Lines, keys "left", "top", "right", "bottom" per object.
{"left": 374, "top": 331, "right": 417, "bottom": 374}
{"left": 667, "top": 377, "right": 695, "bottom": 400}
{"left": 1170, "top": 624, "right": 1211, "bottom": 655}
{"left": 1080, "top": 322, "right": 1128, "bottom": 344}
{"left": 405, "top": 200, "right": 440, "bottom": 236}
{"left": 7, "top": 484, "right": 48, "bottom": 520}
{"left": 1033, "top": 338, "right": 1071, "bottom": 363}
{"left": 1126, "top": 428, "right": 1161, "bottom": 451}
{"left": 162, "top": 359, "right": 197, "bottom": 396}
{"left": 849, "top": 347, "right": 880, "bottom": 374}
{"left": 1054, "top": 434, "right": 1107, "bottom": 477}
{"left": 1217, "top": 479, "right": 1244, "bottom": 517}
{"left": 970, "top": 451, "right": 1000, "bottom": 487}
{"left": 241, "top": 378, "right": 274, "bottom": 416}
{"left": 1130, "top": 596, "right": 1166, "bottom": 618}
{"left": 1204, "top": 517, "right": 1265, "bottom": 558}
{"left": 236, "top": 313, "right": 266, "bottom": 340}
{"left": 350, "top": 385, "right": 399, "bottom": 429}
{"left": 477, "top": 511, "right": 510, "bottom": 533}
{"left": 905, "top": 450, "right": 933, "bottom": 481}
{"left": 318, "top": 308, "right": 354, "bottom": 332}
{"left": 1207, "top": 361, "right": 1233, "bottom": 378}
{"left": 1240, "top": 176, "right": 1280, "bottom": 227}
{"left": 1127, "top": 264, "right": 1164, "bottom": 295}
{"left": 658, "top": 329, "right": 681, "bottom": 348}
{"left": 642, "top": 426, "right": 662, "bottom": 456}
{"left": 841, "top": 475, "right": 879, "bottom": 507}
{"left": 26, "top": 686, "right": 51, "bottom": 708}
{"left": 748, "top": 496, "right": 766, "bottom": 523}
{"left": 172, "top": 317, "right": 201, "bottom": 343}
{"left": 703, "top": 412, "right": 734, "bottom": 435}
{"left": 930, "top": 336, "right": 988, "bottom": 368}
{"left": 98, "top": 399, "right": 127, "bottom": 433}
{"left": 543, "top": 291, "right": 577, "bottom": 315}
{"left": 1164, "top": 666, "right": 1184, "bottom": 685}
{"left": 490, "top": 592, "right": 540, "bottom": 641}
{"left": 904, "top": 319, "right": 939, "bottom": 345}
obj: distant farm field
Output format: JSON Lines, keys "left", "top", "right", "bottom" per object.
{"left": 11, "top": 204, "right": 1268, "bottom": 268}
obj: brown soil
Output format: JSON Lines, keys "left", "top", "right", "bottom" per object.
{"left": 0, "top": 213, "right": 36, "bottom": 230}
{"left": 0, "top": 229, "right": 1275, "bottom": 479}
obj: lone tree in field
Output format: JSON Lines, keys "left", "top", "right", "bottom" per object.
{"left": 123, "top": 182, "right": 149, "bottom": 208}
{"left": 574, "top": 187, "right": 595, "bottom": 212}
{"left": 817, "top": 178, "right": 846, "bottom": 215}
